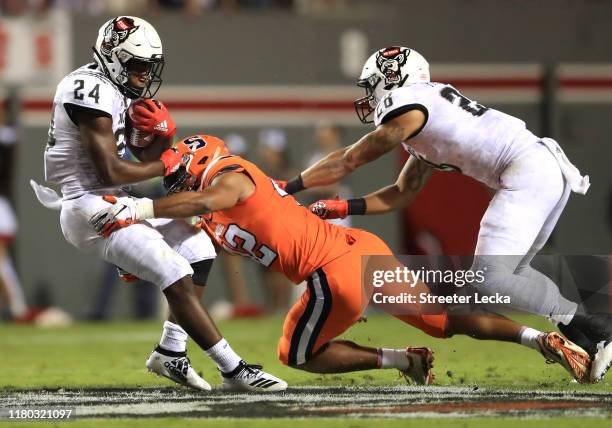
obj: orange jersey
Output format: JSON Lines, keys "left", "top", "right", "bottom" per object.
{"left": 199, "top": 155, "right": 352, "bottom": 284}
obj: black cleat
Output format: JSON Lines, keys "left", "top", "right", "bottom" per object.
{"left": 559, "top": 314, "right": 612, "bottom": 382}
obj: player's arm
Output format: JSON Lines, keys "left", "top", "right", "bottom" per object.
{"left": 90, "top": 171, "right": 254, "bottom": 237}
{"left": 153, "top": 172, "right": 252, "bottom": 218}
{"left": 309, "top": 156, "right": 432, "bottom": 219}
{"left": 284, "top": 109, "right": 426, "bottom": 194}
{"left": 361, "top": 155, "right": 433, "bottom": 214}
{"left": 73, "top": 106, "right": 166, "bottom": 185}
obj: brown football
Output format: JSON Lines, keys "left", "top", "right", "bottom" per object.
{"left": 126, "top": 102, "right": 156, "bottom": 148}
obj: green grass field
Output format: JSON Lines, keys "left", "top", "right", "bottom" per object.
{"left": 2, "top": 315, "right": 610, "bottom": 390}
{"left": 1, "top": 314, "right": 610, "bottom": 426}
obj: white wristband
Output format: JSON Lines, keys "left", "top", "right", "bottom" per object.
{"left": 135, "top": 198, "right": 155, "bottom": 220}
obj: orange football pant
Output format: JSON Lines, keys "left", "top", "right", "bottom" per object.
{"left": 278, "top": 229, "right": 448, "bottom": 366}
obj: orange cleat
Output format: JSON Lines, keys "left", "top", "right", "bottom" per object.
{"left": 399, "top": 347, "right": 435, "bottom": 385}
{"left": 537, "top": 331, "right": 591, "bottom": 383}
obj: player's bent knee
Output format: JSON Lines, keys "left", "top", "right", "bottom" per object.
{"left": 289, "top": 361, "right": 309, "bottom": 371}
{"left": 163, "top": 275, "right": 197, "bottom": 298}
{"left": 277, "top": 347, "right": 309, "bottom": 371}
{"left": 277, "top": 335, "right": 314, "bottom": 368}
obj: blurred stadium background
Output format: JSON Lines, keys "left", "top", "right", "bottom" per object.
{"left": 0, "top": 0, "right": 611, "bottom": 322}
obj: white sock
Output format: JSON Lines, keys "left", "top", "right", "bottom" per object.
{"left": 519, "top": 326, "right": 543, "bottom": 351}
{"left": 159, "top": 321, "right": 188, "bottom": 353}
{"left": 205, "top": 338, "right": 242, "bottom": 373}
{"left": 378, "top": 348, "right": 410, "bottom": 370}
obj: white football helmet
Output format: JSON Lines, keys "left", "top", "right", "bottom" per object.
{"left": 354, "top": 46, "right": 430, "bottom": 123}
{"left": 93, "top": 16, "right": 164, "bottom": 99}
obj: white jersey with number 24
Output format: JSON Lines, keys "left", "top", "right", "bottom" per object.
{"left": 44, "top": 63, "right": 130, "bottom": 199}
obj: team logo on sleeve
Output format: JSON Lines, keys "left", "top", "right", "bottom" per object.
{"left": 100, "top": 17, "right": 139, "bottom": 59}
{"left": 376, "top": 46, "right": 410, "bottom": 88}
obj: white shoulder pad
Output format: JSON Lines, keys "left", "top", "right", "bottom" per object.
{"left": 58, "top": 71, "right": 118, "bottom": 116}
{"left": 374, "top": 85, "right": 431, "bottom": 127}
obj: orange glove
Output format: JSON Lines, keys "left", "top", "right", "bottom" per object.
{"left": 130, "top": 99, "right": 176, "bottom": 138}
{"left": 309, "top": 198, "right": 349, "bottom": 220}
{"left": 160, "top": 148, "right": 190, "bottom": 176}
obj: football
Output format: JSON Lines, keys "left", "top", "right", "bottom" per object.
{"left": 126, "top": 104, "right": 155, "bottom": 148}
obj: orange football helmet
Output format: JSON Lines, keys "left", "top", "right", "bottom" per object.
{"left": 164, "top": 134, "right": 230, "bottom": 194}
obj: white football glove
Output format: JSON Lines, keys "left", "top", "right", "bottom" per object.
{"left": 90, "top": 195, "right": 154, "bottom": 238}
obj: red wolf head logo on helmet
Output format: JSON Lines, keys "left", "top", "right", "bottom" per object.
{"left": 100, "top": 17, "right": 139, "bottom": 59}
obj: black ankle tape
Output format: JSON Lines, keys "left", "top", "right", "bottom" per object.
{"left": 155, "top": 345, "right": 186, "bottom": 358}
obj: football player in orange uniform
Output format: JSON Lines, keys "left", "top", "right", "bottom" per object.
{"left": 90, "top": 134, "right": 592, "bottom": 384}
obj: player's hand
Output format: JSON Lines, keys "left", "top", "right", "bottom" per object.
{"left": 160, "top": 148, "right": 191, "bottom": 176}
{"left": 129, "top": 99, "right": 176, "bottom": 138}
{"left": 309, "top": 198, "right": 349, "bottom": 219}
{"left": 90, "top": 195, "right": 140, "bottom": 238}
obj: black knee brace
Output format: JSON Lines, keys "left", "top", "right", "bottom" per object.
{"left": 191, "top": 258, "right": 214, "bottom": 287}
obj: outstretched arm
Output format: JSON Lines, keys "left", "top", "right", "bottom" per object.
{"left": 362, "top": 156, "right": 432, "bottom": 214}
{"left": 286, "top": 109, "right": 426, "bottom": 193}
{"left": 309, "top": 156, "right": 432, "bottom": 219}
{"left": 90, "top": 172, "right": 254, "bottom": 237}
{"left": 153, "top": 172, "right": 252, "bottom": 218}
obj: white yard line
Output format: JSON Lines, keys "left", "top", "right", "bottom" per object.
{"left": 1, "top": 387, "right": 610, "bottom": 419}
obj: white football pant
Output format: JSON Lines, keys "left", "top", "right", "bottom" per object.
{"left": 60, "top": 192, "right": 216, "bottom": 290}
{"left": 472, "top": 141, "right": 579, "bottom": 324}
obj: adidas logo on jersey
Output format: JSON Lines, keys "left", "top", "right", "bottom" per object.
{"left": 154, "top": 120, "right": 168, "bottom": 133}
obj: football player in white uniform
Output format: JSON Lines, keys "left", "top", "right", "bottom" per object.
{"left": 41, "top": 16, "right": 286, "bottom": 392}
{"left": 281, "top": 46, "right": 611, "bottom": 383}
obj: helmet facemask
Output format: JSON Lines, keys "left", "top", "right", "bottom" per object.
{"left": 354, "top": 73, "right": 381, "bottom": 124}
{"left": 164, "top": 165, "right": 197, "bottom": 195}
{"left": 119, "top": 55, "right": 164, "bottom": 99}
